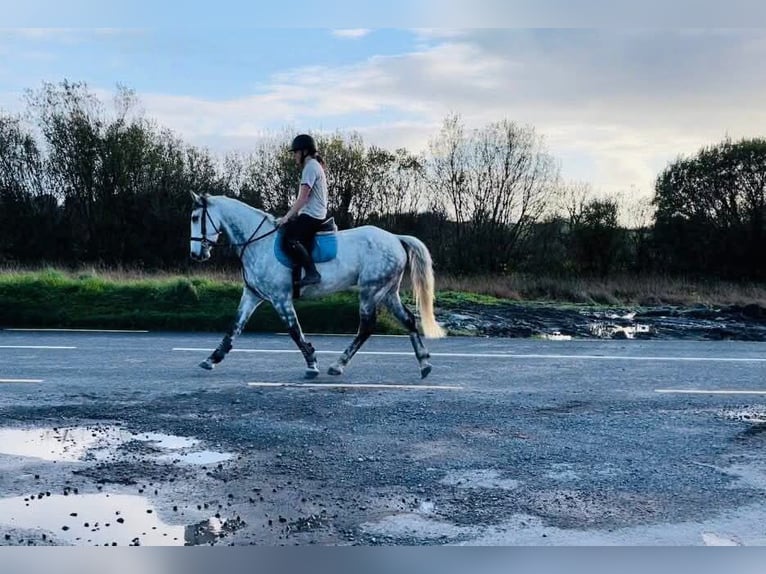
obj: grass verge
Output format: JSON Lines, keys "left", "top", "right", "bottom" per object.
{"left": 0, "top": 269, "right": 404, "bottom": 334}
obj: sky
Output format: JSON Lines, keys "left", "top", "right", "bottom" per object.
{"left": 1, "top": 2, "right": 765, "bottom": 202}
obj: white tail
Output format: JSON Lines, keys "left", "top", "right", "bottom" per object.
{"left": 398, "top": 235, "right": 446, "bottom": 339}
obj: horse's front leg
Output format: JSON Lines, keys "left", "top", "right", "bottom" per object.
{"left": 273, "top": 301, "right": 319, "bottom": 379}
{"left": 199, "top": 289, "right": 263, "bottom": 370}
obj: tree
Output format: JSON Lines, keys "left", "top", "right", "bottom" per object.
{"left": 427, "top": 114, "right": 559, "bottom": 272}
{"left": 0, "top": 114, "right": 47, "bottom": 261}
{"left": 653, "top": 137, "right": 766, "bottom": 279}
{"left": 571, "top": 198, "right": 623, "bottom": 277}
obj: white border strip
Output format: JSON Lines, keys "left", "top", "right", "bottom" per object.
{"left": 656, "top": 389, "right": 766, "bottom": 395}
{"left": 0, "top": 379, "right": 43, "bottom": 383}
{"left": 0, "top": 345, "right": 76, "bottom": 350}
{"left": 247, "top": 382, "right": 462, "bottom": 391}
{"left": 172, "top": 348, "right": 766, "bottom": 362}
{"left": 4, "top": 328, "right": 149, "bottom": 333}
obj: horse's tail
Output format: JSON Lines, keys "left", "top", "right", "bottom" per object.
{"left": 398, "top": 235, "right": 446, "bottom": 339}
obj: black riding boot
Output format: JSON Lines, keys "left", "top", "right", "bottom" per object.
{"left": 288, "top": 241, "right": 321, "bottom": 287}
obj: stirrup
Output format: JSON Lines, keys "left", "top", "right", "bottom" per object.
{"left": 299, "top": 272, "right": 321, "bottom": 287}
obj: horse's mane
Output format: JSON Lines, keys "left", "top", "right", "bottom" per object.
{"left": 204, "top": 194, "right": 277, "bottom": 225}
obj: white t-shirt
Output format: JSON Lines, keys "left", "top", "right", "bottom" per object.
{"left": 299, "top": 158, "right": 328, "bottom": 220}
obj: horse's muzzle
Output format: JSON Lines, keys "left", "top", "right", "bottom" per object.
{"left": 190, "top": 248, "right": 211, "bottom": 262}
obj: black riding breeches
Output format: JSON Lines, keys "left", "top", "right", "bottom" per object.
{"left": 282, "top": 214, "right": 324, "bottom": 259}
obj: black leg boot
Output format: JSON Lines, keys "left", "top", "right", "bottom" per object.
{"left": 288, "top": 241, "right": 321, "bottom": 287}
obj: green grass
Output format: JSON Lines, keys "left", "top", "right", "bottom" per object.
{"left": 0, "top": 268, "right": 403, "bottom": 333}
{"left": 2, "top": 266, "right": 765, "bottom": 334}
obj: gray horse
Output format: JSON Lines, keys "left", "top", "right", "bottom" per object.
{"left": 189, "top": 193, "right": 445, "bottom": 379}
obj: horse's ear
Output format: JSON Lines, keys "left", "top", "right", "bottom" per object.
{"left": 190, "top": 191, "right": 201, "bottom": 204}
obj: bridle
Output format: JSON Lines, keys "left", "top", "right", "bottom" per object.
{"left": 191, "top": 196, "right": 279, "bottom": 258}
{"left": 190, "top": 196, "right": 223, "bottom": 251}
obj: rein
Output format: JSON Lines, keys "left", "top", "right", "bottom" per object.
{"left": 192, "top": 197, "right": 279, "bottom": 258}
{"left": 191, "top": 196, "right": 280, "bottom": 300}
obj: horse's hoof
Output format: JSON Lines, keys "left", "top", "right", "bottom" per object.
{"left": 305, "top": 366, "right": 320, "bottom": 379}
{"left": 199, "top": 360, "right": 214, "bottom": 370}
{"left": 420, "top": 363, "right": 432, "bottom": 379}
{"left": 328, "top": 364, "right": 344, "bottom": 376}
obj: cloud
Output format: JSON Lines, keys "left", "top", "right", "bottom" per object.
{"left": 1, "top": 28, "right": 141, "bottom": 42}
{"left": 331, "top": 28, "right": 371, "bottom": 39}
{"left": 5, "top": 29, "right": 765, "bottom": 198}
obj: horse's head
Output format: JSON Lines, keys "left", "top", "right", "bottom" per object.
{"left": 190, "top": 192, "right": 222, "bottom": 262}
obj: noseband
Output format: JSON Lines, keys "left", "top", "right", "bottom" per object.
{"left": 191, "top": 196, "right": 278, "bottom": 256}
{"left": 190, "top": 196, "right": 222, "bottom": 250}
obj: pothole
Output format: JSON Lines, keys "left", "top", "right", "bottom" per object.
{"left": 720, "top": 408, "right": 766, "bottom": 425}
{"left": 0, "top": 426, "right": 233, "bottom": 466}
{"left": 439, "top": 469, "right": 521, "bottom": 490}
{"left": 0, "top": 425, "right": 242, "bottom": 545}
{"left": 0, "top": 492, "right": 243, "bottom": 546}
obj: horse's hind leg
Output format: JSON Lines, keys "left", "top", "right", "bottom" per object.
{"left": 328, "top": 289, "right": 379, "bottom": 376}
{"left": 383, "top": 291, "right": 433, "bottom": 379}
{"left": 273, "top": 300, "right": 319, "bottom": 379}
{"left": 200, "top": 289, "right": 262, "bottom": 370}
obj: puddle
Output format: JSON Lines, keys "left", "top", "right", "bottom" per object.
{"left": 0, "top": 426, "right": 232, "bottom": 466}
{"left": 0, "top": 426, "right": 241, "bottom": 546}
{"left": 721, "top": 408, "right": 766, "bottom": 425}
{"left": 587, "top": 322, "right": 653, "bottom": 339}
{"left": 0, "top": 493, "right": 184, "bottom": 546}
{"left": 0, "top": 493, "right": 243, "bottom": 546}
{"left": 0, "top": 427, "right": 120, "bottom": 462}
{"left": 541, "top": 331, "right": 573, "bottom": 341}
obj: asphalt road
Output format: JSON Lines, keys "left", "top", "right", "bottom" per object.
{"left": 1, "top": 329, "right": 766, "bottom": 546}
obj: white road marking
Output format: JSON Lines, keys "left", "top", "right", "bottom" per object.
{"left": 247, "top": 382, "right": 462, "bottom": 391}
{"left": 0, "top": 346, "right": 76, "bottom": 350}
{"left": 172, "top": 348, "right": 766, "bottom": 362}
{"left": 656, "top": 389, "right": 766, "bottom": 395}
{"left": 277, "top": 332, "right": 408, "bottom": 338}
{"left": 702, "top": 532, "right": 742, "bottom": 546}
{"left": 0, "top": 379, "right": 43, "bottom": 383}
{"left": 4, "top": 328, "right": 148, "bottom": 333}
{"left": 439, "top": 353, "right": 766, "bottom": 361}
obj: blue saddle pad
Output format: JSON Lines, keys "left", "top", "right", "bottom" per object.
{"left": 274, "top": 230, "right": 338, "bottom": 268}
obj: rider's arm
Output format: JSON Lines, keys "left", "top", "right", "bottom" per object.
{"left": 282, "top": 184, "right": 312, "bottom": 222}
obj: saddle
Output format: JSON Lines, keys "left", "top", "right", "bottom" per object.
{"left": 274, "top": 217, "right": 339, "bottom": 298}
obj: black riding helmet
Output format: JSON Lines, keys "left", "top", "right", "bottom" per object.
{"left": 290, "top": 133, "right": 317, "bottom": 154}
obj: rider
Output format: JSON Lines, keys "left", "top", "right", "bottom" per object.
{"left": 275, "top": 133, "right": 328, "bottom": 287}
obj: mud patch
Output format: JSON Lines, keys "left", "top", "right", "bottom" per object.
{"left": 522, "top": 489, "right": 663, "bottom": 529}
{"left": 73, "top": 460, "right": 187, "bottom": 485}
{"left": 185, "top": 516, "right": 246, "bottom": 546}
{"left": 409, "top": 440, "right": 460, "bottom": 461}
{"left": 536, "top": 401, "right": 591, "bottom": 415}
{"left": 721, "top": 407, "right": 766, "bottom": 425}
{"left": 719, "top": 408, "right": 766, "bottom": 438}
{"left": 439, "top": 469, "right": 521, "bottom": 490}
{"left": 438, "top": 302, "right": 766, "bottom": 341}
{"left": 360, "top": 512, "right": 475, "bottom": 543}
{"left": 286, "top": 514, "right": 330, "bottom": 534}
